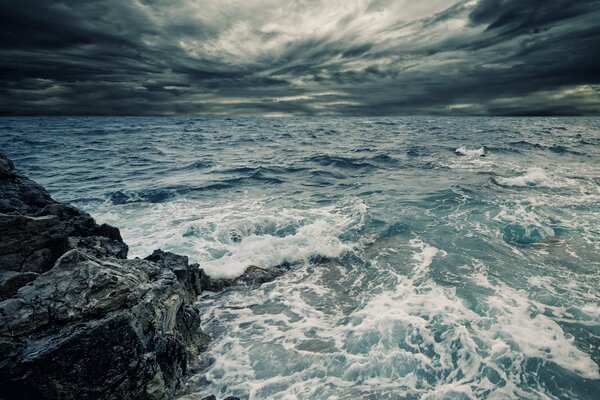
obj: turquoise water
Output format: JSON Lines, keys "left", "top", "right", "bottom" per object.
{"left": 1, "top": 117, "right": 599, "bottom": 399}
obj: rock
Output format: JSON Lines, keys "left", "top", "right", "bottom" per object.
{"left": 145, "top": 250, "right": 213, "bottom": 297}
{"left": 0, "top": 152, "right": 283, "bottom": 400}
{"left": 0, "top": 271, "right": 38, "bottom": 301}
{"left": 0, "top": 247, "right": 210, "bottom": 399}
{"left": 201, "top": 264, "right": 288, "bottom": 292}
{"left": 236, "top": 264, "right": 286, "bottom": 286}
{"left": 0, "top": 156, "right": 128, "bottom": 278}
{"left": 0, "top": 152, "right": 15, "bottom": 178}
{"left": 0, "top": 153, "right": 208, "bottom": 400}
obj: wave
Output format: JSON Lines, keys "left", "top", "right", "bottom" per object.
{"left": 107, "top": 171, "right": 287, "bottom": 204}
{"left": 455, "top": 146, "right": 486, "bottom": 157}
{"left": 492, "top": 167, "right": 579, "bottom": 188}
{"left": 181, "top": 160, "right": 214, "bottom": 170}
{"left": 509, "top": 141, "right": 582, "bottom": 155}
{"left": 196, "top": 236, "right": 600, "bottom": 398}
{"left": 494, "top": 167, "right": 549, "bottom": 187}
{"left": 406, "top": 146, "right": 431, "bottom": 157}
{"left": 307, "top": 155, "right": 376, "bottom": 170}
{"left": 95, "top": 197, "right": 367, "bottom": 279}
{"left": 217, "top": 165, "right": 307, "bottom": 175}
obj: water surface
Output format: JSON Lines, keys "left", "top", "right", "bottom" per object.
{"left": 1, "top": 116, "right": 599, "bottom": 399}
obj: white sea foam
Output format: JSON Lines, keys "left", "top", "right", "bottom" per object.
{"left": 495, "top": 167, "right": 551, "bottom": 187}
{"left": 92, "top": 196, "right": 366, "bottom": 278}
{"left": 442, "top": 145, "right": 494, "bottom": 171}
{"left": 193, "top": 236, "right": 600, "bottom": 399}
{"left": 455, "top": 146, "right": 486, "bottom": 157}
{"left": 495, "top": 166, "right": 581, "bottom": 189}
{"left": 201, "top": 218, "right": 355, "bottom": 278}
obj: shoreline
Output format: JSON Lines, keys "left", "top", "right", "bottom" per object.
{"left": 0, "top": 152, "right": 278, "bottom": 399}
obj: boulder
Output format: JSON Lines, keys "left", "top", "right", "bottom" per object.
{"left": 0, "top": 162, "right": 128, "bottom": 277}
{"left": 0, "top": 153, "right": 208, "bottom": 400}
{"left": 0, "top": 271, "right": 38, "bottom": 301}
{"left": 202, "top": 264, "right": 288, "bottom": 292}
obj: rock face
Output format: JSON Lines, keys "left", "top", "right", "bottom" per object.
{"left": 0, "top": 152, "right": 128, "bottom": 276}
{"left": 0, "top": 153, "right": 211, "bottom": 400}
{"left": 204, "top": 264, "right": 288, "bottom": 292}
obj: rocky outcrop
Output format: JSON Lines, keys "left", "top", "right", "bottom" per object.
{"left": 203, "top": 264, "right": 288, "bottom": 292}
{"left": 0, "top": 153, "right": 210, "bottom": 400}
{"left": 0, "top": 152, "right": 285, "bottom": 400}
{"left": 0, "top": 152, "right": 127, "bottom": 275}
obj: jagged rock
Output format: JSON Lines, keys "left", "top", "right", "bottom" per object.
{"left": 0, "top": 271, "right": 38, "bottom": 301}
{"left": 145, "top": 250, "right": 211, "bottom": 296}
{"left": 0, "top": 152, "right": 280, "bottom": 400}
{"left": 0, "top": 153, "right": 208, "bottom": 400}
{"left": 194, "top": 395, "right": 240, "bottom": 400}
{"left": 0, "top": 248, "right": 210, "bottom": 399}
{"left": 0, "top": 153, "right": 15, "bottom": 178}
{"left": 0, "top": 155, "right": 128, "bottom": 278}
{"left": 202, "top": 264, "right": 288, "bottom": 292}
{"left": 236, "top": 264, "right": 286, "bottom": 286}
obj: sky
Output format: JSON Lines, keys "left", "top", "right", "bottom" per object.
{"left": 1, "top": 0, "right": 599, "bottom": 116}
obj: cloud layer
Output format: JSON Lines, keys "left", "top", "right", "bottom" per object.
{"left": 1, "top": 0, "right": 599, "bottom": 115}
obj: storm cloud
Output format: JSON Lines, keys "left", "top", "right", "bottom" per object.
{"left": 1, "top": 0, "right": 599, "bottom": 115}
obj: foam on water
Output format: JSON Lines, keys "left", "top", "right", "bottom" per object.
{"left": 455, "top": 146, "right": 486, "bottom": 157}
{"left": 92, "top": 196, "right": 367, "bottom": 278}
{"left": 194, "top": 236, "right": 599, "bottom": 399}
{"left": 494, "top": 167, "right": 580, "bottom": 188}
{"left": 2, "top": 116, "right": 599, "bottom": 399}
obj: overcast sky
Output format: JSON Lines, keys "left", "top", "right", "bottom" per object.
{"left": 1, "top": 0, "right": 599, "bottom": 116}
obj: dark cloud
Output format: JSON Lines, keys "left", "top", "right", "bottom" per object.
{"left": 0, "top": 0, "right": 598, "bottom": 116}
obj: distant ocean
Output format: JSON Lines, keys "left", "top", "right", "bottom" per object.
{"left": 2, "top": 116, "right": 599, "bottom": 399}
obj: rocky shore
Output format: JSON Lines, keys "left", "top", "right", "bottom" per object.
{"left": 0, "top": 153, "right": 279, "bottom": 399}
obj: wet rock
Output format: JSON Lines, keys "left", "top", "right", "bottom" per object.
{"left": 201, "top": 264, "right": 287, "bottom": 292}
{"left": 0, "top": 152, "right": 287, "bottom": 400}
{"left": 0, "top": 248, "right": 211, "bottom": 399}
{"left": 0, "top": 153, "right": 209, "bottom": 400}
{"left": 0, "top": 271, "right": 38, "bottom": 301}
{"left": 236, "top": 264, "right": 286, "bottom": 286}
{"left": 0, "top": 153, "right": 15, "bottom": 178}
{"left": 0, "top": 166, "right": 128, "bottom": 276}
{"left": 145, "top": 250, "right": 212, "bottom": 296}
{"left": 193, "top": 395, "right": 240, "bottom": 400}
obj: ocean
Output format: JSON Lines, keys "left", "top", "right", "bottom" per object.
{"left": 1, "top": 116, "right": 599, "bottom": 399}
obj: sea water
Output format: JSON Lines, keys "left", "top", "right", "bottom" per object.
{"left": 1, "top": 116, "right": 599, "bottom": 399}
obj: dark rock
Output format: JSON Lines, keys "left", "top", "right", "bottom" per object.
{"left": 236, "top": 265, "right": 286, "bottom": 286}
{"left": 0, "top": 152, "right": 287, "bottom": 400}
{"left": 0, "top": 153, "right": 209, "bottom": 400}
{"left": 199, "top": 264, "right": 286, "bottom": 292}
{"left": 200, "top": 396, "right": 217, "bottom": 400}
{"left": 0, "top": 271, "right": 38, "bottom": 301}
{"left": 145, "top": 250, "right": 212, "bottom": 297}
{"left": 0, "top": 153, "right": 15, "bottom": 178}
{"left": 68, "top": 235, "right": 129, "bottom": 259}
{"left": 0, "top": 154, "right": 128, "bottom": 279}
{"left": 0, "top": 248, "right": 210, "bottom": 400}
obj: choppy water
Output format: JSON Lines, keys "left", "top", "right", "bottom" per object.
{"left": 1, "top": 116, "right": 599, "bottom": 399}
